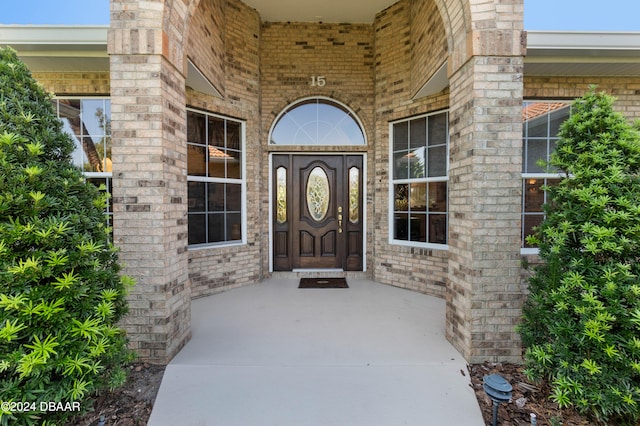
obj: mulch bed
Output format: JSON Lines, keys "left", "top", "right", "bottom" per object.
{"left": 68, "top": 363, "right": 166, "bottom": 426}
{"left": 468, "top": 362, "right": 596, "bottom": 426}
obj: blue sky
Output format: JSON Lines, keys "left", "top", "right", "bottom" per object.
{"left": 0, "top": 0, "right": 638, "bottom": 31}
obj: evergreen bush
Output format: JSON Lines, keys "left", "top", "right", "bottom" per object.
{"left": 519, "top": 88, "right": 640, "bottom": 424}
{"left": 0, "top": 47, "right": 134, "bottom": 425}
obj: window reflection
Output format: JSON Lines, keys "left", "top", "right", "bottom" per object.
{"left": 54, "top": 98, "right": 111, "bottom": 173}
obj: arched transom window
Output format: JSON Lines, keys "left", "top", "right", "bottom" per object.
{"left": 270, "top": 97, "right": 365, "bottom": 146}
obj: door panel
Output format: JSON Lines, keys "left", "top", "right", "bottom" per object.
{"left": 273, "top": 154, "right": 363, "bottom": 271}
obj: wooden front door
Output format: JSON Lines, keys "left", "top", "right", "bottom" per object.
{"left": 273, "top": 154, "right": 363, "bottom": 271}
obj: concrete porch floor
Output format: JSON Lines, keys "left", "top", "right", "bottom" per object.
{"left": 148, "top": 277, "right": 484, "bottom": 425}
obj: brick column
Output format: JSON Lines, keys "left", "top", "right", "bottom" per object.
{"left": 445, "top": 54, "right": 524, "bottom": 363}
{"left": 108, "top": 1, "right": 191, "bottom": 362}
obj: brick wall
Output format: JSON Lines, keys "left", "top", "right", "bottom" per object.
{"left": 410, "top": 0, "right": 447, "bottom": 98}
{"left": 372, "top": 0, "right": 450, "bottom": 297}
{"left": 186, "top": 0, "right": 225, "bottom": 96}
{"left": 108, "top": 0, "right": 192, "bottom": 362}
{"left": 32, "top": 72, "right": 110, "bottom": 95}
{"left": 185, "top": 0, "right": 262, "bottom": 298}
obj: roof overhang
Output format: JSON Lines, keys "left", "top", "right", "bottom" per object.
{"left": 414, "top": 31, "right": 640, "bottom": 99}
{"left": 0, "top": 25, "right": 109, "bottom": 72}
{"left": 2, "top": 26, "right": 639, "bottom": 99}
{"left": 0, "top": 25, "right": 221, "bottom": 97}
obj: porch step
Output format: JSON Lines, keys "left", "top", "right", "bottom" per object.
{"left": 271, "top": 270, "right": 368, "bottom": 280}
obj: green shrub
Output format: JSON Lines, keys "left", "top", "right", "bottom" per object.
{"left": 519, "top": 88, "right": 640, "bottom": 424}
{"left": 0, "top": 47, "right": 134, "bottom": 425}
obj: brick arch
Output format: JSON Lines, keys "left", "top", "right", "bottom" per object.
{"left": 431, "top": 0, "right": 470, "bottom": 72}
{"left": 429, "top": 0, "right": 524, "bottom": 73}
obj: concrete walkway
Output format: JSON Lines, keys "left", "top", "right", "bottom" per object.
{"left": 148, "top": 278, "right": 484, "bottom": 426}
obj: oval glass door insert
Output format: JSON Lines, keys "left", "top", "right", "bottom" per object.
{"left": 306, "top": 167, "right": 330, "bottom": 221}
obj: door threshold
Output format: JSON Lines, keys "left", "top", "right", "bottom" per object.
{"left": 292, "top": 268, "right": 344, "bottom": 273}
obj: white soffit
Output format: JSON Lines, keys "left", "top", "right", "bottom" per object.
{"left": 525, "top": 31, "right": 640, "bottom": 76}
{"left": 0, "top": 25, "right": 109, "bottom": 72}
{"left": 241, "top": 0, "right": 397, "bottom": 23}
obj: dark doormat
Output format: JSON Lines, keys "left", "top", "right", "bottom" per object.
{"left": 299, "top": 277, "right": 349, "bottom": 289}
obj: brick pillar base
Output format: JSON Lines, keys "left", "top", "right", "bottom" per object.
{"left": 446, "top": 55, "right": 525, "bottom": 363}
{"left": 110, "top": 53, "right": 191, "bottom": 363}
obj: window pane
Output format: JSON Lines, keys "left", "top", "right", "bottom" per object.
{"left": 409, "top": 183, "right": 427, "bottom": 212}
{"left": 82, "top": 136, "right": 101, "bottom": 172}
{"left": 226, "top": 184, "right": 242, "bottom": 212}
{"left": 81, "top": 99, "right": 107, "bottom": 140}
{"left": 428, "top": 113, "right": 447, "bottom": 146}
{"left": 276, "top": 167, "right": 287, "bottom": 224}
{"left": 523, "top": 214, "right": 543, "bottom": 248}
{"left": 349, "top": 167, "right": 359, "bottom": 224}
{"left": 227, "top": 213, "right": 242, "bottom": 241}
{"left": 188, "top": 182, "right": 206, "bottom": 212}
{"left": 187, "top": 144, "right": 207, "bottom": 176}
{"left": 526, "top": 115, "right": 548, "bottom": 138}
{"left": 525, "top": 140, "right": 546, "bottom": 173}
{"left": 410, "top": 214, "right": 427, "bottom": 242}
{"left": 428, "top": 145, "right": 447, "bottom": 177}
{"left": 409, "top": 117, "right": 426, "bottom": 149}
{"left": 187, "top": 112, "right": 206, "bottom": 143}
{"left": 394, "top": 213, "right": 409, "bottom": 241}
{"left": 429, "top": 214, "right": 447, "bottom": 244}
{"left": 208, "top": 117, "right": 225, "bottom": 148}
{"left": 428, "top": 182, "right": 447, "bottom": 212}
{"left": 394, "top": 184, "right": 409, "bottom": 212}
{"left": 524, "top": 179, "right": 545, "bottom": 212}
{"left": 207, "top": 146, "right": 226, "bottom": 178}
{"left": 208, "top": 183, "right": 225, "bottom": 212}
{"left": 393, "top": 151, "right": 409, "bottom": 180}
{"left": 58, "top": 99, "right": 82, "bottom": 136}
{"left": 549, "top": 106, "right": 570, "bottom": 136}
{"left": 188, "top": 214, "right": 206, "bottom": 245}
{"left": 408, "top": 147, "right": 426, "bottom": 179}
{"left": 227, "top": 149, "right": 241, "bottom": 179}
{"left": 271, "top": 99, "right": 365, "bottom": 146}
{"left": 208, "top": 214, "right": 225, "bottom": 242}
{"left": 393, "top": 121, "right": 408, "bottom": 152}
{"left": 227, "top": 121, "right": 241, "bottom": 150}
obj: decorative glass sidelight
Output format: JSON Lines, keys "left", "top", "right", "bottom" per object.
{"left": 276, "top": 167, "right": 287, "bottom": 224}
{"left": 349, "top": 167, "right": 359, "bottom": 224}
{"left": 306, "top": 167, "right": 330, "bottom": 221}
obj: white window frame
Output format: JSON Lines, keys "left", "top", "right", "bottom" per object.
{"left": 388, "top": 110, "right": 449, "bottom": 250}
{"left": 186, "top": 108, "right": 247, "bottom": 249}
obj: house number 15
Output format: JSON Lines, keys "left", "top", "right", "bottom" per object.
{"left": 310, "top": 76, "right": 326, "bottom": 87}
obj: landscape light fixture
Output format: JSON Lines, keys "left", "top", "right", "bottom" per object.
{"left": 482, "top": 373, "right": 513, "bottom": 426}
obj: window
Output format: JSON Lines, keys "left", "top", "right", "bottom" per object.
{"left": 390, "top": 111, "right": 448, "bottom": 247}
{"left": 522, "top": 101, "right": 571, "bottom": 250}
{"left": 51, "top": 98, "right": 112, "bottom": 230}
{"left": 187, "top": 109, "right": 245, "bottom": 247}
{"left": 270, "top": 97, "right": 365, "bottom": 146}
